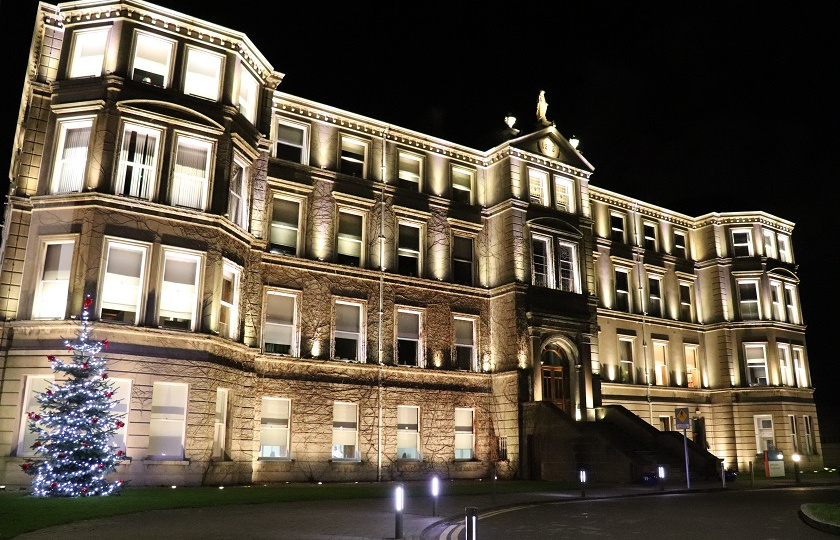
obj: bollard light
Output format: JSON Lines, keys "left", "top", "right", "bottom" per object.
{"left": 793, "top": 453, "right": 801, "bottom": 483}
{"left": 579, "top": 469, "right": 587, "bottom": 498}
{"left": 465, "top": 507, "right": 478, "bottom": 540}
{"left": 395, "top": 484, "right": 404, "bottom": 539}
{"left": 431, "top": 475, "right": 440, "bottom": 516}
{"left": 658, "top": 466, "right": 665, "bottom": 491}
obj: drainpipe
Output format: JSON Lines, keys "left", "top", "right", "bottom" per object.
{"left": 376, "top": 126, "right": 389, "bottom": 481}
{"left": 632, "top": 204, "right": 653, "bottom": 425}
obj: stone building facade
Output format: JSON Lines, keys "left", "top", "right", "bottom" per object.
{"left": 0, "top": 0, "right": 820, "bottom": 487}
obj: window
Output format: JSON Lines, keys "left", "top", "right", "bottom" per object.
{"left": 528, "top": 168, "right": 548, "bottom": 205}
{"left": 171, "top": 135, "right": 212, "bottom": 210}
{"left": 804, "top": 416, "right": 816, "bottom": 455}
{"left": 131, "top": 31, "right": 174, "bottom": 87}
{"left": 673, "top": 231, "right": 688, "bottom": 259}
{"left": 332, "top": 402, "right": 358, "bottom": 461}
{"left": 648, "top": 276, "right": 662, "bottom": 318}
{"left": 643, "top": 222, "right": 658, "bottom": 251}
{"left": 158, "top": 249, "right": 201, "bottom": 330}
{"left": 397, "top": 309, "right": 422, "bottom": 367}
{"left": 451, "top": 167, "right": 473, "bottom": 204}
{"left": 610, "top": 213, "right": 626, "bottom": 243}
{"left": 777, "top": 234, "right": 791, "bottom": 263}
{"left": 212, "top": 388, "right": 229, "bottom": 460}
{"left": 33, "top": 240, "right": 74, "bottom": 319}
{"left": 454, "top": 408, "right": 475, "bottom": 460}
{"left": 183, "top": 46, "right": 223, "bottom": 101}
{"left": 557, "top": 241, "right": 579, "bottom": 293}
{"left": 685, "top": 345, "right": 699, "bottom": 388}
{"left": 264, "top": 290, "right": 298, "bottom": 355}
{"left": 498, "top": 437, "right": 508, "bottom": 461}
{"left": 554, "top": 176, "right": 575, "bottom": 213}
{"left": 770, "top": 281, "right": 784, "bottom": 321}
{"left": 51, "top": 118, "right": 92, "bottom": 193}
{"left": 452, "top": 235, "right": 474, "bottom": 286}
{"left": 17, "top": 376, "right": 54, "bottom": 456}
{"left": 115, "top": 123, "right": 160, "bottom": 200}
{"left": 68, "top": 28, "right": 108, "bottom": 78}
{"left": 793, "top": 347, "right": 807, "bottom": 387}
{"left": 745, "top": 344, "right": 768, "bottom": 386}
{"left": 784, "top": 284, "right": 800, "bottom": 324}
{"left": 615, "top": 269, "right": 631, "bottom": 312}
{"left": 531, "top": 235, "right": 553, "bottom": 288}
{"left": 108, "top": 378, "right": 132, "bottom": 454}
{"left": 269, "top": 197, "right": 301, "bottom": 255}
{"left": 731, "top": 229, "right": 754, "bottom": 257}
{"left": 148, "top": 382, "right": 188, "bottom": 459}
{"left": 618, "top": 337, "right": 635, "bottom": 383}
{"left": 398, "top": 151, "right": 423, "bottom": 191}
{"left": 334, "top": 300, "right": 364, "bottom": 362}
{"left": 227, "top": 156, "right": 249, "bottom": 229}
{"left": 789, "top": 415, "right": 799, "bottom": 454}
{"left": 336, "top": 210, "right": 364, "bottom": 266}
{"left": 340, "top": 136, "right": 367, "bottom": 178}
{"left": 754, "top": 414, "right": 775, "bottom": 452}
{"left": 219, "top": 261, "right": 240, "bottom": 340}
{"left": 653, "top": 341, "right": 668, "bottom": 386}
{"left": 659, "top": 416, "right": 672, "bottom": 431}
{"left": 397, "top": 222, "right": 421, "bottom": 277}
{"left": 237, "top": 68, "right": 259, "bottom": 124}
{"left": 737, "top": 280, "right": 761, "bottom": 320}
{"left": 778, "top": 344, "right": 793, "bottom": 386}
{"left": 762, "top": 229, "right": 777, "bottom": 259}
{"left": 454, "top": 317, "right": 476, "bottom": 371}
{"left": 275, "top": 120, "right": 308, "bottom": 163}
{"left": 396, "top": 405, "right": 420, "bottom": 460}
{"left": 100, "top": 239, "right": 148, "bottom": 324}
{"left": 260, "top": 397, "right": 290, "bottom": 459}
{"left": 679, "top": 282, "right": 694, "bottom": 322}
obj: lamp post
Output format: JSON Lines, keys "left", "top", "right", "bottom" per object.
{"left": 793, "top": 453, "right": 801, "bottom": 483}
{"left": 579, "top": 469, "right": 587, "bottom": 498}
{"left": 430, "top": 475, "right": 439, "bottom": 517}
{"left": 658, "top": 465, "right": 666, "bottom": 492}
{"left": 395, "top": 484, "right": 404, "bottom": 539}
{"left": 465, "top": 507, "right": 478, "bottom": 540}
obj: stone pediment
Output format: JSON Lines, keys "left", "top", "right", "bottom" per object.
{"left": 508, "top": 127, "right": 593, "bottom": 173}
{"left": 116, "top": 99, "right": 224, "bottom": 131}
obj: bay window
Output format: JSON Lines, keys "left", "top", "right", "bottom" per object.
{"left": 237, "top": 68, "right": 259, "bottom": 124}
{"left": 158, "top": 249, "right": 202, "bottom": 330}
{"left": 227, "top": 156, "right": 249, "bottom": 229}
{"left": 183, "top": 46, "right": 223, "bottom": 101}
{"left": 100, "top": 239, "right": 148, "bottom": 324}
{"left": 213, "top": 388, "right": 229, "bottom": 460}
{"left": 745, "top": 343, "right": 768, "bottom": 386}
{"left": 264, "top": 290, "right": 298, "bottom": 355}
{"left": 396, "top": 405, "right": 420, "bottom": 460}
{"left": 148, "top": 382, "right": 188, "bottom": 459}
{"left": 33, "top": 240, "right": 74, "bottom": 319}
{"left": 260, "top": 397, "right": 290, "bottom": 459}
{"left": 171, "top": 135, "right": 212, "bottom": 210}
{"left": 68, "top": 28, "right": 108, "bottom": 78}
{"left": 115, "top": 123, "right": 160, "bottom": 200}
{"left": 332, "top": 402, "right": 358, "bottom": 461}
{"left": 219, "top": 261, "right": 240, "bottom": 340}
{"left": 454, "top": 408, "right": 474, "bottom": 460}
{"left": 131, "top": 31, "right": 174, "bottom": 87}
{"left": 50, "top": 118, "right": 92, "bottom": 194}
{"left": 270, "top": 197, "right": 301, "bottom": 256}
{"left": 737, "top": 280, "right": 761, "bottom": 320}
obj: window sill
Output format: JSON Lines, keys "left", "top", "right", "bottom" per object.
{"left": 142, "top": 457, "right": 190, "bottom": 466}
{"left": 257, "top": 457, "right": 293, "bottom": 462}
{"left": 329, "top": 459, "right": 362, "bottom": 464}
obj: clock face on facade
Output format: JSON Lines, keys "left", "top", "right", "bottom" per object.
{"left": 539, "top": 137, "right": 559, "bottom": 158}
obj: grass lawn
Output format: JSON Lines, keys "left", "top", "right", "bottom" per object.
{"left": 0, "top": 479, "right": 573, "bottom": 539}
{"left": 803, "top": 503, "right": 840, "bottom": 526}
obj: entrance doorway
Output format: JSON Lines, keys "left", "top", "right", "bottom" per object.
{"left": 541, "top": 343, "right": 571, "bottom": 413}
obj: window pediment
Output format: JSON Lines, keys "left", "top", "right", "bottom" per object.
{"left": 116, "top": 100, "right": 224, "bottom": 132}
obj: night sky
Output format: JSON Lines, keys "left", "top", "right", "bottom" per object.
{"left": 1, "top": 3, "right": 838, "bottom": 411}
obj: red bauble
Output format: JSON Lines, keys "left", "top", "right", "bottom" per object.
{"left": 46, "top": 390, "right": 52, "bottom": 395}
{"left": 20, "top": 463, "right": 30, "bottom": 471}
{"left": 32, "top": 441, "right": 41, "bottom": 448}
{"left": 106, "top": 392, "right": 113, "bottom": 397}
{"left": 103, "top": 340, "right": 109, "bottom": 350}
{"left": 84, "top": 297, "right": 92, "bottom": 309}
{"left": 83, "top": 363, "right": 89, "bottom": 369}
{"left": 92, "top": 417, "right": 98, "bottom": 424}
{"left": 47, "top": 355, "right": 56, "bottom": 361}
{"left": 116, "top": 420, "right": 125, "bottom": 428}
{"left": 58, "top": 454, "right": 66, "bottom": 459}
{"left": 82, "top": 487, "right": 87, "bottom": 493}
{"left": 98, "top": 463, "right": 104, "bottom": 469}
{"left": 50, "top": 482, "right": 57, "bottom": 489}
{"left": 27, "top": 411, "right": 34, "bottom": 419}
{"left": 102, "top": 373, "right": 109, "bottom": 379}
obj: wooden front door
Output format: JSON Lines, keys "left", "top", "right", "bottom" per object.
{"left": 542, "top": 365, "right": 570, "bottom": 413}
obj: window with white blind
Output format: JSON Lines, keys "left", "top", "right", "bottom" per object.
{"left": 264, "top": 290, "right": 298, "bottom": 355}
{"left": 274, "top": 119, "right": 308, "bottom": 163}
{"left": 398, "top": 151, "right": 423, "bottom": 191}
{"left": 777, "top": 234, "right": 791, "bottom": 263}
{"left": 451, "top": 167, "right": 473, "bottom": 204}
{"left": 452, "top": 235, "right": 474, "bottom": 286}
{"left": 618, "top": 337, "right": 635, "bottom": 384}
{"left": 131, "top": 31, "right": 174, "bottom": 87}
{"left": 454, "top": 317, "right": 476, "bottom": 371}
{"left": 148, "top": 382, "right": 188, "bottom": 459}
{"left": 269, "top": 197, "right": 301, "bottom": 256}
{"left": 219, "top": 261, "right": 240, "bottom": 340}
{"left": 33, "top": 240, "right": 74, "bottom": 320}
{"left": 171, "top": 135, "right": 212, "bottom": 210}
{"left": 227, "top": 156, "right": 249, "bottom": 229}
{"left": 68, "top": 27, "right": 108, "bottom": 78}
{"left": 763, "top": 229, "right": 777, "bottom": 259}
{"left": 50, "top": 118, "right": 92, "bottom": 194}
{"left": 528, "top": 168, "right": 548, "bottom": 205}
{"left": 685, "top": 345, "right": 699, "bottom": 388}
{"left": 784, "top": 284, "right": 800, "bottom": 324}
{"left": 770, "top": 281, "right": 784, "bottom": 320}
{"left": 336, "top": 210, "right": 364, "bottom": 266}
{"left": 334, "top": 300, "right": 364, "bottom": 362}
{"left": 100, "top": 239, "right": 148, "bottom": 324}
{"left": 737, "top": 280, "right": 761, "bottom": 320}
{"left": 745, "top": 343, "right": 768, "bottom": 386}
{"left": 17, "top": 375, "right": 54, "bottom": 456}
{"left": 454, "top": 408, "right": 474, "bottom": 460}
{"left": 158, "top": 249, "right": 202, "bottom": 330}
{"left": 554, "top": 176, "right": 575, "bottom": 213}
{"left": 183, "top": 46, "right": 223, "bottom": 101}
{"left": 397, "top": 309, "right": 422, "bottom": 367}
{"left": 731, "top": 229, "right": 754, "bottom": 257}
{"left": 107, "top": 378, "right": 131, "bottom": 454}
{"left": 332, "top": 402, "right": 358, "bottom": 461}
{"left": 793, "top": 347, "right": 807, "bottom": 387}
{"left": 397, "top": 223, "right": 421, "bottom": 277}
{"left": 212, "top": 388, "right": 229, "bottom": 460}
{"left": 754, "top": 414, "right": 775, "bottom": 452}
{"left": 237, "top": 68, "right": 259, "bottom": 124}
{"left": 340, "top": 136, "right": 367, "bottom": 178}
{"left": 778, "top": 344, "right": 793, "bottom": 386}
{"left": 115, "top": 123, "right": 160, "bottom": 200}
{"left": 653, "top": 341, "right": 668, "bottom": 386}
{"left": 260, "top": 397, "right": 290, "bottom": 459}
{"left": 396, "top": 405, "right": 420, "bottom": 460}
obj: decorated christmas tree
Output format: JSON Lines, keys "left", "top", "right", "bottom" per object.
{"left": 21, "top": 295, "right": 125, "bottom": 496}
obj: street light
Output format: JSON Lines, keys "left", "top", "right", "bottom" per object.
{"left": 793, "top": 453, "right": 801, "bottom": 483}
{"left": 430, "top": 475, "right": 439, "bottom": 517}
{"left": 395, "top": 484, "right": 404, "bottom": 539}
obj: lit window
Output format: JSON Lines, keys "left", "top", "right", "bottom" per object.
{"left": 737, "top": 280, "right": 761, "bottom": 320}
{"left": 17, "top": 376, "right": 54, "bottom": 456}
{"left": 108, "top": 378, "right": 132, "bottom": 454}
{"left": 68, "top": 28, "right": 108, "bottom": 78}
{"left": 745, "top": 344, "right": 768, "bottom": 386}
{"left": 731, "top": 229, "right": 754, "bottom": 257}
{"left": 158, "top": 249, "right": 202, "bottom": 330}
{"left": 793, "top": 347, "right": 807, "bottom": 387}
{"left": 171, "top": 135, "right": 212, "bottom": 210}
{"left": 219, "top": 261, "right": 240, "bottom": 340}
{"left": 754, "top": 414, "right": 775, "bottom": 452}
{"left": 804, "top": 415, "right": 816, "bottom": 455}
{"left": 653, "top": 341, "right": 668, "bottom": 386}
{"left": 610, "top": 213, "right": 626, "bottom": 243}
{"left": 213, "top": 388, "right": 229, "bottom": 460}
{"left": 332, "top": 402, "right": 358, "bottom": 461}
{"left": 452, "top": 167, "right": 473, "bottom": 204}
{"left": 398, "top": 151, "right": 423, "bottom": 191}
{"left": 397, "top": 309, "right": 422, "bottom": 367}
{"left": 269, "top": 197, "right": 301, "bottom": 256}
{"left": 685, "top": 345, "right": 699, "bottom": 388}
{"left": 557, "top": 241, "right": 579, "bottom": 293}
{"left": 227, "top": 156, "right": 249, "bottom": 229}
{"left": 183, "top": 47, "right": 223, "bottom": 101}
{"left": 784, "top": 284, "right": 800, "bottom": 324}
{"left": 397, "top": 222, "right": 422, "bottom": 277}
{"left": 673, "top": 231, "right": 688, "bottom": 259}
{"left": 615, "top": 269, "right": 631, "bottom": 312}
{"left": 762, "top": 229, "right": 777, "bottom": 259}
{"left": 778, "top": 344, "right": 793, "bottom": 386}
{"left": 770, "top": 281, "right": 784, "bottom": 321}
{"left": 237, "top": 68, "right": 259, "bottom": 124}
{"left": 264, "top": 290, "right": 298, "bottom": 355}
{"left": 33, "top": 240, "right": 74, "bottom": 319}
{"left": 260, "top": 397, "right": 290, "bottom": 459}
{"left": 131, "top": 31, "right": 174, "bottom": 87}
{"left": 554, "top": 176, "right": 575, "bottom": 213}
{"left": 454, "top": 317, "right": 476, "bottom": 371}
{"left": 99, "top": 239, "right": 148, "bottom": 324}
{"left": 275, "top": 120, "right": 308, "bottom": 163}
{"left": 679, "top": 282, "right": 694, "bottom": 322}
{"left": 643, "top": 222, "right": 658, "bottom": 251}
{"left": 115, "top": 123, "right": 160, "bottom": 200}
{"left": 454, "top": 408, "right": 475, "bottom": 460}
{"left": 528, "top": 168, "right": 548, "bottom": 205}
{"left": 334, "top": 300, "right": 364, "bottom": 362}
{"left": 531, "top": 235, "right": 553, "bottom": 288}
{"left": 51, "top": 118, "right": 92, "bottom": 194}
{"left": 777, "top": 234, "right": 791, "bottom": 263}
{"left": 789, "top": 415, "right": 799, "bottom": 454}
{"left": 396, "top": 405, "right": 420, "bottom": 460}
{"left": 148, "top": 382, "right": 188, "bottom": 459}
{"left": 336, "top": 210, "right": 364, "bottom": 266}
{"left": 452, "top": 235, "right": 474, "bottom": 286}
{"left": 618, "top": 337, "right": 635, "bottom": 383}
{"left": 648, "top": 276, "right": 662, "bottom": 318}
{"left": 340, "top": 136, "right": 367, "bottom": 178}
